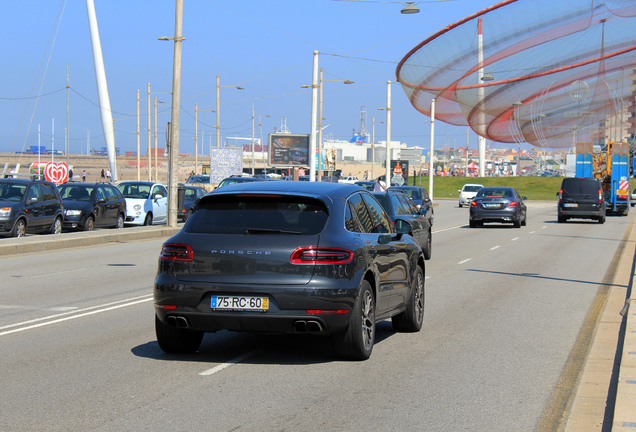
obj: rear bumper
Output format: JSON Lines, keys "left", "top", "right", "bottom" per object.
{"left": 154, "top": 279, "right": 359, "bottom": 335}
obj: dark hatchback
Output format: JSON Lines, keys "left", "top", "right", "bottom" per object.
{"left": 0, "top": 178, "right": 64, "bottom": 237}
{"left": 154, "top": 181, "right": 425, "bottom": 360}
{"left": 557, "top": 177, "right": 606, "bottom": 223}
{"left": 388, "top": 185, "right": 434, "bottom": 226}
{"left": 373, "top": 190, "right": 432, "bottom": 260}
{"left": 469, "top": 186, "right": 527, "bottom": 228}
{"left": 178, "top": 185, "right": 207, "bottom": 223}
{"left": 58, "top": 182, "right": 127, "bottom": 231}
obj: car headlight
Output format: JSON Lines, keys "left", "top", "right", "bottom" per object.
{"left": 0, "top": 207, "right": 12, "bottom": 217}
{"left": 64, "top": 210, "right": 82, "bottom": 216}
{"left": 133, "top": 204, "right": 142, "bottom": 211}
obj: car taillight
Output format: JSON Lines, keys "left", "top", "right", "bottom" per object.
{"left": 508, "top": 201, "right": 517, "bottom": 209}
{"left": 290, "top": 247, "right": 353, "bottom": 264}
{"left": 598, "top": 188, "right": 603, "bottom": 204}
{"left": 558, "top": 189, "right": 563, "bottom": 200}
{"left": 160, "top": 243, "right": 194, "bottom": 261}
{"left": 470, "top": 200, "right": 477, "bottom": 207}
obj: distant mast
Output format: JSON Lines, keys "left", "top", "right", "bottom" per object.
{"left": 85, "top": 0, "right": 117, "bottom": 181}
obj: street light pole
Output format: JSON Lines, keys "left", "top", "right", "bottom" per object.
{"left": 309, "top": 51, "right": 319, "bottom": 182}
{"left": 147, "top": 83, "right": 152, "bottom": 182}
{"left": 429, "top": 98, "right": 435, "bottom": 201}
{"left": 385, "top": 81, "right": 392, "bottom": 188}
{"left": 216, "top": 74, "right": 220, "bottom": 148}
{"left": 166, "top": 0, "right": 183, "bottom": 227}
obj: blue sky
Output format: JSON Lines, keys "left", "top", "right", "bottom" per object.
{"left": 1, "top": 0, "right": 497, "bottom": 156}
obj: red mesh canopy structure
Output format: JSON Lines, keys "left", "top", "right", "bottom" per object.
{"left": 396, "top": 0, "right": 636, "bottom": 148}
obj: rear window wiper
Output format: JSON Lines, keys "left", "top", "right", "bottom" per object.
{"left": 243, "top": 228, "right": 302, "bottom": 235}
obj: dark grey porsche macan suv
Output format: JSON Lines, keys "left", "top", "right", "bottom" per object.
{"left": 154, "top": 182, "right": 425, "bottom": 360}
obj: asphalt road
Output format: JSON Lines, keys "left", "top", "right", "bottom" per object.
{"left": 0, "top": 200, "right": 631, "bottom": 431}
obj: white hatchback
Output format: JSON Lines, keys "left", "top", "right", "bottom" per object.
{"left": 117, "top": 181, "right": 168, "bottom": 225}
{"left": 458, "top": 183, "right": 484, "bottom": 207}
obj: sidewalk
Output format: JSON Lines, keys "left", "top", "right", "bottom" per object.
{"left": 564, "top": 216, "right": 636, "bottom": 431}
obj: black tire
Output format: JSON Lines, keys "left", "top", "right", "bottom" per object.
{"left": 392, "top": 266, "right": 425, "bottom": 332}
{"left": 12, "top": 219, "right": 26, "bottom": 237}
{"left": 332, "top": 280, "right": 375, "bottom": 360}
{"left": 155, "top": 314, "right": 203, "bottom": 354}
{"left": 598, "top": 216, "right": 605, "bottom": 224}
{"left": 521, "top": 214, "right": 527, "bottom": 226}
{"left": 558, "top": 215, "right": 566, "bottom": 223}
{"left": 84, "top": 216, "right": 95, "bottom": 231}
{"left": 469, "top": 219, "right": 476, "bottom": 228}
{"left": 114, "top": 213, "right": 124, "bottom": 229}
{"left": 422, "top": 229, "right": 432, "bottom": 260}
{"left": 143, "top": 212, "right": 153, "bottom": 226}
{"left": 514, "top": 218, "right": 521, "bottom": 228}
{"left": 458, "top": 203, "right": 463, "bottom": 208}
{"left": 50, "top": 217, "right": 62, "bottom": 234}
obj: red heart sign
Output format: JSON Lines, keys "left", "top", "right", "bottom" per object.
{"left": 45, "top": 162, "right": 68, "bottom": 184}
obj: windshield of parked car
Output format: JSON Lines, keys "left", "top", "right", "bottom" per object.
{"left": 217, "top": 178, "right": 256, "bottom": 188}
{"left": 392, "top": 188, "right": 421, "bottom": 200}
{"left": 117, "top": 183, "right": 151, "bottom": 199}
{"left": 463, "top": 185, "right": 483, "bottom": 192}
{"left": 186, "top": 175, "right": 209, "bottom": 183}
{"left": 186, "top": 195, "right": 328, "bottom": 235}
{"left": 58, "top": 185, "right": 94, "bottom": 201}
{"left": 0, "top": 183, "right": 26, "bottom": 201}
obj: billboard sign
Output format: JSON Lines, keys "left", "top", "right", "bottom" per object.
{"left": 209, "top": 147, "right": 243, "bottom": 184}
{"left": 268, "top": 134, "right": 310, "bottom": 167}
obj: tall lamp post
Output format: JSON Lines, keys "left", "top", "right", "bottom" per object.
{"left": 303, "top": 66, "right": 354, "bottom": 181}
{"left": 194, "top": 105, "right": 215, "bottom": 175}
{"left": 158, "top": 0, "right": 184, "bottom": 228}
{"left": 377, "top": 81, "right": 392, "bottom": 189}
{"left": 215, "top": 74, "right": 244, "bottom": 148}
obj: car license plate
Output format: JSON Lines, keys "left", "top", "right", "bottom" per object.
{"left": 564, "top": 203, "right": 578, "bottom": 207}
{"left": 485, "top": 203, "right": 500, "bottom": 208}
{"left": 211, "top": 296, "right": 269, "bottom": 311}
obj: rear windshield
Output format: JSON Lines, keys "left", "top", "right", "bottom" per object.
{"left": 185, "top": 195, "right": 329, "bottom": 235}
{"left": 562, "top": 179, "right": 599, "bottom": 196}
{"left": 476, "top": 188, "right": 513, "bottom": 198}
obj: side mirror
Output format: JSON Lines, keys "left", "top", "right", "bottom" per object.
{"left": 394, "top": 218, "right": 412, "bottom": 235}
{"left": 154, "top": 194, "right": 164, "bottom": 200}
{"left": 457, "top": 190, "right": 462, "bottom": 193}
{"left": 522, "top": 196, "right": 528, "bottom": 200}
{"left": 29, "top": 197, "right": 39, "bottom": 204}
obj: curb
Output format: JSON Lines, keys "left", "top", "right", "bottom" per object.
{"left": 0, "top": 225, "right": 182, "bottom": 256}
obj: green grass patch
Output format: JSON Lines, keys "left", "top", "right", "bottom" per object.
{"left": 409, "top": 176, "right": 565, "bottom": 201}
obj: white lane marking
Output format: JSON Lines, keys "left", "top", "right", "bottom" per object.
{"left": 529, "top": 231, "right": 536, "bottom": 234}
{"left": 0, "top": 294, "right": 153, "bottom": 336}
{"left": 490, "top": 246, "right": 500, "bottom": 251}
{"left": 458, "top": 258, "right": 472, "bottom": 265}
{"left": 432, "top": 224, "right": 464, "bottom": 234}
{"left": 0, "top": 305, "right": 78, "bottom": 312}
{"left": 511, "top": 237, "right": 519, "bottom": 241}
{"left": 199, "top": 350, "right": 261, "bottom": 376}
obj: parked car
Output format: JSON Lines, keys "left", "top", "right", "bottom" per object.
{"left": 469, "top": 186, "right": 527, "bottom": 228}
{"left": 216, "top": 176, "right": 265, "bottom": 189}
{"left": 372, "top": 190, "right": 432, "bottom": 260}
{"left": 338, "top": 176, "right": 359, "bottom": 184}
{"left": 58, "top": 182, "right": 126, "bottom": 231}
{"left": 557, "top": 177, "right": 606, "bottom": 223}
{"left": 178, "top": 185, "right": 207, "bottom": 223}
{"left": 388, "top": 185, "right": 434, "bottom": 226}
{"left": 458, "top": 183, "right": 484, "bottom": 207}
{"left": 154, "top": 182, "right": 425, "bottom": 360}
{"left": 185, "top": 175, "right": 210, "bottom": 184}
{"left": 355, "top": 181, "right": 376, "bottom": 191}
{"left": 117, "top": 181, "right": 168, "bottom": 226}
{"left": 0, "top": 178, "right": 63, "bottom": 237}
{"left": 631, "top": 188, "right": 636, "bottom": 207}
